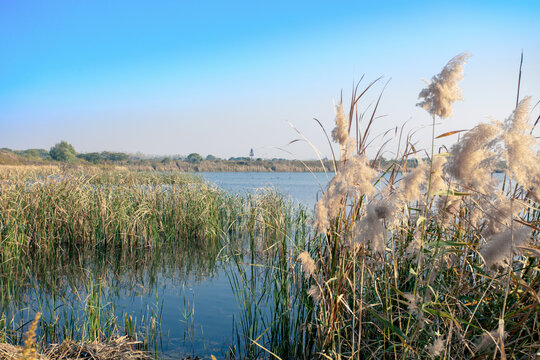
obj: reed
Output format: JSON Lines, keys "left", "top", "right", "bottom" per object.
{"left": 303, "top": 54, "right": 539, "bottom": 359}
{"left": 228, "top": 54, "right": 539, "bottom": 359}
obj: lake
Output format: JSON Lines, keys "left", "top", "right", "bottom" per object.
{"left": 199, "top": 171, "right": 333, "bottom": 209}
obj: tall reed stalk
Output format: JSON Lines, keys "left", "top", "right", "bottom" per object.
{"left": 228, "top": 53, "right": 539, "bottom": 359}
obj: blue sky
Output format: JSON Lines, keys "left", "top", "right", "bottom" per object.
{"left": 1, "top": 1, "right": 539, "bottom": 159}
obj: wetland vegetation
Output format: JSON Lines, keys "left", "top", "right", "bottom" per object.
{"left": 1, "top": 53, "right": 539, "bottom": 359}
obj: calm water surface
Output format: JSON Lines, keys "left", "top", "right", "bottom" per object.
{"left": 199, "top": 172, "right": 332, "bottom": 209}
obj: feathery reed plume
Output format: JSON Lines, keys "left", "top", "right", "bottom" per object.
{"left": 405, "top": 230, "right": 423, "bottom": 257}
{"left": 352, "top": 200, "right": 394, "bottom": 253}
{"left": 314, "top": 200, "right": 330, "bottom": 233}
{"left": 403, "top": 292, "right": 421, "bottom": 316}
{"left": 352, "top": 208, "right": 383, "bottom": 252}
{"left": 314, "top": 155, "right": 377, "bottom": 232}
{"left": 475, "top": 328, "right": 507, "bottom": 352}
{"left": 482, "top": 194, "right": 526, "bottom": 236}
{"left": 446, "top": 123, "right": 501, "bottom": 193}
{"left": 503, "top": 96, "right": 540, "bottom": 190}
{"left": 480, "top": 226, "right": 532, "bottom": 268}
{"left": 429, "top": 155, "right": 448, "bottom": 195}
{"left": 331, "top": 102, "right": 349, "bottom": 146}
{"left": 399, "top": 159, "right": 429, "bottom": 203}
{"left": 373, "top": 199, "right": 394, "bottom": 220}
{"left": 307, "top": 285, "right": 321, "bottom": 302}
{"left": 417, "top": 52, "right": 471, "bottom": 118}
{"left": 298, "top": 251, "right": 316, "bottom": 279}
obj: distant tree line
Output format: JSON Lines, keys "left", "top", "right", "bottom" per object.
{"left": 0, "top": 141, "right": 510, "bottom": 172}
{"left": 77, "top": 151, "right": 129, "bottom": 164}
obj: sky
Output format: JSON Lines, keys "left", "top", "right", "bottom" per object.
{"left": 1, "top": 0, "right": 539, "bottom": 159}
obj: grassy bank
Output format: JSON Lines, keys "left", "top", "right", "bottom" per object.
{"left": 0, "top": 150, "right": 334, "bottom": 173}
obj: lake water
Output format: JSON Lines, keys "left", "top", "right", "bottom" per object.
{"left": 199, "top": 172, "right": 333, "bottom": 209}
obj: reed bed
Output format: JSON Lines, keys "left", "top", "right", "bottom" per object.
{"left": 0, "top": 167, "right": 233, "bottom": 256}
{"left": 228, "top": 54, "right": 539, "bottom": 359}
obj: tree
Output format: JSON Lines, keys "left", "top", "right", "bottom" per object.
{"left": 186, "top": 153, "right": 203, "bottom": 163}
{"left": 250, "top": 148, "right": 254, "bottom": 159}
{"left": 77, "top": 152, "right": 103, "bottom": 164}
{"left": 49, "top": 141, "right": 76, "bottom": 162}
{"left": 101, "top": 151, "right": 129, "bottom": 162}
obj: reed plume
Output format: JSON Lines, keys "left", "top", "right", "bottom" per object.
{"left": 417, "top": 52, "right": 471, "bottom": 118}
{"left": 331, "top": 102, "right": 349, "bottom": 146}
{"left": 503, "top": 96, "right": 540, "bottom": 190}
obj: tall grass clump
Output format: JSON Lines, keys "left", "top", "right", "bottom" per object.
{"left": 305, "top": 53, "right": 539, "bottom": 359}
{"left": 227, "top": 190, "right": 314, "bottom": 359}
{"left": 230, "top": 53, "right": 539, "bottom": 359}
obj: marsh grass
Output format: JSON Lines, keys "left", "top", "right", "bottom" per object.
{"left": 0, "top": 167, "right": 245, "bottom": 351}
{"left": 0, "top": 166, "right": 312, "bottom": 357}
{"left": 227, "top": 191, "right": 314, "bottom": 359}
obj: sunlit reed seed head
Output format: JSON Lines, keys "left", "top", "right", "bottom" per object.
{"left": 314, "top": 154, "right": 377, "bottom": 232}
{"left": 399, "top": 160, "right": 429, "bottom": 204}
{"left": 404, "top": 292, "right": 421, "bottom": 316}
{"left": 426, "top": 337, "right": 445, "bottom": 358}
{"left": 429, "top": 155, "right": 448, "bottom": 195}
{"left": 480, "top": 226, "right": 531, "bottom": 269}
{"left": 298, "top": 251, "right": 316, "bottom": 279}
{"left": 482, "top": 194, "right": 526, "bottom": 237}
{"left": 405, "top": 230, "right": 423, "bottom": 257}
{"left": 352, "top": 206, "right": 385, "bottom": 253}
{"left": 503, "top": 96, "right": 540, "bottom": 190}
{"left": 435, "top": 195, "right": 460, "bottom": 227}
{"left": 313, "top": 200, "right": 330, "bottom": 233}
{"left": 344, "top": 155, "right": 378, "bottom": 197}
{"left": 446, "top": 123, "right": 501, "bottom": 194}
{"left": 331, "top": 102, "right": 349, "bottom": 146}
{"left": 373, "top": 199, "right": 394, "bottom": 220}
{"left": 417, "top": 52, "right": 471, "bottom": 119}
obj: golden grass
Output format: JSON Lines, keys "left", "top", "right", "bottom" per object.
{"left": 0, "top": 336, "right": 152, "bottom": 360}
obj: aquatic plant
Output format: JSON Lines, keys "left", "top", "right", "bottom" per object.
{"left": 229, "top": 53, "right": 539, "bottom": 359}
{"left": 303, "top": 52, "right": 539, "bottom": 359}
